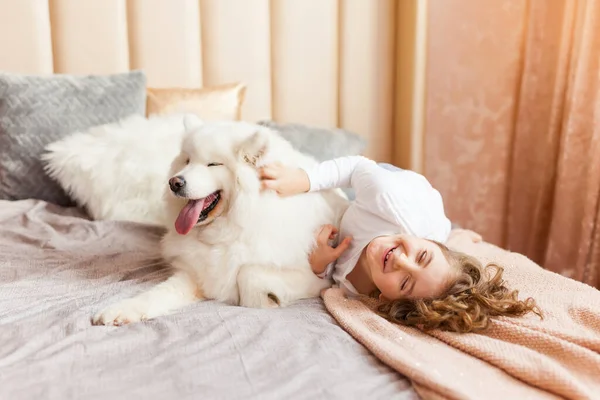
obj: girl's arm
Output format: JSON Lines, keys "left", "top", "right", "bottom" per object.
{"left": 258, "top": 155, "right": 375, "bottom": 195}
{"left": 260, "top": 156, "right": 452, "bottom": 244}
{"left": 303, "top": 156, "right": 375, "bottom": 192}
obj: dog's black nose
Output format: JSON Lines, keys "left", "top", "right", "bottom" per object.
{"left": 169, "top": 176, "right": 186, "bottom": 193}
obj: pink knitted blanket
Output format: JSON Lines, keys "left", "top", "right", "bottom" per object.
{"left": 323, "top": 241, "right": 600, "bottom": 400}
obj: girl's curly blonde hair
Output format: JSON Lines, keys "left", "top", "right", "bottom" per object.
{"left": 376, "top": 242, "right": 543, "bottom": 333}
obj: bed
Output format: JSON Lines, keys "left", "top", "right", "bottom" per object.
{"left": 0, "top": 199, "right": 417, "bottom": 399}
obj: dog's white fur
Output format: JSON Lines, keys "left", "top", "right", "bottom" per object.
{"left": 93, "top": 119, "right": 349, "bottom": 325}
{"left": 43, "top": 114, "right": 199, "bottom": 225}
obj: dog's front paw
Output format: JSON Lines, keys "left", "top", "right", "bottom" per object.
{"left": 92, "top": 299, "right": 149, "bottom": 326}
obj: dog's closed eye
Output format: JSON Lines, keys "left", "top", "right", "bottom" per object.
{"left": 207, "top": 162, "right": 223, "bottom": 167}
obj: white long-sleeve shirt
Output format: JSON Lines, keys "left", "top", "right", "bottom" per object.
{"left": 303, "top": 156, "right": 452, "bottom": 296}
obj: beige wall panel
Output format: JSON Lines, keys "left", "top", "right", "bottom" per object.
{"left": 0, "top": 0, "right": 53, "bottom": 74}
{"left": 128, "top": 0, "right": 202, "bottom": 87}
{"left": 200, "top": 0, "right": 271, "bottom": 121}
{"left": 271, "top": 0, "right": 338, "bottom": 128}
{"left": 49, "top": 0, "right": 129, "bottom": 74}
{"left": 339, "top": 0, "right": 395, "bottom": 162}
{"left": 394, "top": 0, "right": 428, "bottom": 171}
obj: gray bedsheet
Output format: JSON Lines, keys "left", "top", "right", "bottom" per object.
{"left": 0, "top": 200, "right": 416, "bottom": 400}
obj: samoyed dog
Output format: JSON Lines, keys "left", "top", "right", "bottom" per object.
{"left": 93, "top": 118, "right": 349, "bottom": 325}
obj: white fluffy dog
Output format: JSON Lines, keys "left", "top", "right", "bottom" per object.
{"left": 93, "top": 119, "right": 349, "bottom": 325}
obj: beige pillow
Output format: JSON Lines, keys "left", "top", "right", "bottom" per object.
{"left": 146, "top": 82, "right": 246, "bottom": 121}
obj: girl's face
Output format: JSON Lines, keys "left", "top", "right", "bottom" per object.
{"left": 359, "top": 234, "right": 457, "bottom": 301}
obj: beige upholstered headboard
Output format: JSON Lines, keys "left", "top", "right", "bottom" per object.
{"left": 0, "top": 0, "right": 427, "bottom": 166}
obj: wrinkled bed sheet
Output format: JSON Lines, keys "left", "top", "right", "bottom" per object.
{"left": 0, "top": 200, "right": 416, "bottom": 400}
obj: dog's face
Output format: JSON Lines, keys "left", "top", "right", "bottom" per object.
{"left": 165, "top": 120, "right": 269, "bottom": 235}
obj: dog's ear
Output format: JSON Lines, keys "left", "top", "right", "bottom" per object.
{"left": 239, "top": 130, "right": 269, "bottom": 166}
{"left": 183, "top": 115, "right": 203, "bottom": 132}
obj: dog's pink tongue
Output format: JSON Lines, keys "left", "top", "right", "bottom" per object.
{"left": 175, "top": 199, "right": 206, "bottom": 235}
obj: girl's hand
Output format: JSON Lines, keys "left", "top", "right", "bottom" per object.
{"left": 310, "top": 225, "right": 352, "bottom": 275}
{"left": 258, "top": 162, "right": 311, "bottom": 196}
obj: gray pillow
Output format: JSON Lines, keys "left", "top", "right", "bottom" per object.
{"left": 257, "top": 120, "right": 367, "bottom": 162}
{"left": 0, "top": 70, "right": 147, "bottom": 206}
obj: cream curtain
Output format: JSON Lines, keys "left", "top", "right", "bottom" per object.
{"left": 0, "top": 0, "right": 428, "bottom": 166}
{"left": 424, "top": 0, "right": 600, "bottom": 288}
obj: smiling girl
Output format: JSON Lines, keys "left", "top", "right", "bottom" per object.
{"left": 259, "top": 156, "right": 541, "bottom": 333}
